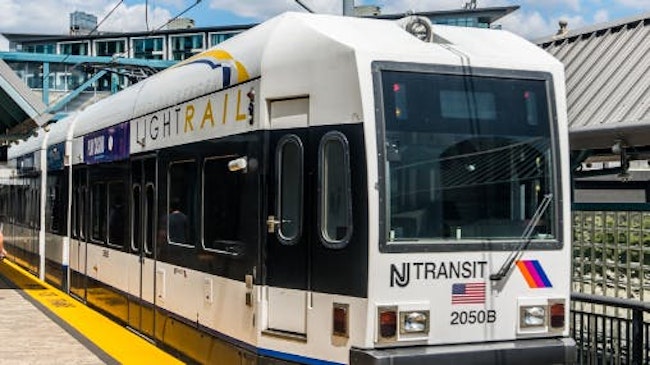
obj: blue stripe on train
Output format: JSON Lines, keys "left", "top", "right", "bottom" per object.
{"left": 257, "top": 348, "right": 344, "bottom": 365}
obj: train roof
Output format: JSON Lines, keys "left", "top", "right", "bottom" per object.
{"left": 47, "top": 113, "right": 76, "bottom": 145}
{"left": 8, "top": 131, "right": 45, "bottom": 159}
{"left": 14, "top": 12, "right": 561, "bottom": 147}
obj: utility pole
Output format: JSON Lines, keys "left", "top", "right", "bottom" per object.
{"left": 343, "top": 0, "right": 354, "bottom": 16}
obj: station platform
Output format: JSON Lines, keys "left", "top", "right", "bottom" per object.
{"left": 0, "top": 259, "right": 183, "bottom": 364}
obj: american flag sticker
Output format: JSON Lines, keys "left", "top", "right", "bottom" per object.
{"left": 451, "top": 282, "right": 486, "bottom": 305}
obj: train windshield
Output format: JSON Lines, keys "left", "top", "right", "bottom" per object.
{"left": 379, "top": 70, "right": 557, "bottom": 246}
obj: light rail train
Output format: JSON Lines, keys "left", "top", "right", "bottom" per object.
{"left": 0, "top": 12, "right": 575, "bottom": 364}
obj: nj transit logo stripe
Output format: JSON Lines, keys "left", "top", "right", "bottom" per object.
{"left": 516, "top": 260, "right": 552, "bottom": 288}
{"left": 175, "top": 49, "right": 250, "bottom": 87}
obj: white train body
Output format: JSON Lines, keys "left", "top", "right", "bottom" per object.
{"left": 2, "top": 13, "right": 575, "bottom": 364}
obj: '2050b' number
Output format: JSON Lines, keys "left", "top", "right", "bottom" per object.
{"left": 451, "top": 310, "right": 497, "bottom": 325}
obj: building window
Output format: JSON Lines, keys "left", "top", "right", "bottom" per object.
{"left": 168, "top": 160, "right": 196, "bottom": 246}
{"left": 24, "top": 43, "right": 56, "bottom": 54}
{"left": 209, "top": 32, "right": 237, "bottom": 47}
{"left": 318, "top": 131, "right": 353, "bottom": 248}
{"left": 59, "top": 41, "right": 90, "bottom": 56}
{"left": 170, "top": 34, "right": 204, "bottom": 61}
{"left": 132, "top": 37, "right": 164, "bottom": 60}
{"left": 96, "top": 39, "right": 126, "bottom": 57}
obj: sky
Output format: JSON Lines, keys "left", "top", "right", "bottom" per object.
{"left": 0, "top": 0, "right": 649, "bottom": 50}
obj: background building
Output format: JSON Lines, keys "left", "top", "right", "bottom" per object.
{"left": 70, "top": 11, "right": 98, "bottom": 36}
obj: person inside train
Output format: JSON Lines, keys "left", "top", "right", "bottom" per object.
{"left": 168, "top": 198, "right": 189, "bottom": 244}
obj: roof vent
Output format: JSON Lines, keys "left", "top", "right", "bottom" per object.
{"left": 555, "top": 20, "right": 569, "bottom": 37}
{"left": 463, "top": 0, "right": 478, "bottom": 10}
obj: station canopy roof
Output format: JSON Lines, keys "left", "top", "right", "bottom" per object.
{"left": 539, "top": 12, "right": 650, "bottom": 152}
{"left": 0, "top": 58, "right": 50, "bottom": 140}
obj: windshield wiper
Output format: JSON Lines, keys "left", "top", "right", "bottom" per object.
{"left": 490, "top": 193, "right": 553, "bottom": 281}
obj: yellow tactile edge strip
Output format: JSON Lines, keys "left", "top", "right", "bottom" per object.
{"left": 0, "top": 259, "right": 183, "bottom": 365}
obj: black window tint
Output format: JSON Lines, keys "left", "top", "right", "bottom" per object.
{"left": 79, "top": 186, "right": 87, "bottom": 240}
{"left": 108, "top": 182, "right": 126, "bottom": 248}
{"left": 277, "top": 136, "right": 303, "bottom": 244}
{"left": 168, "top": 161, "right": 195, "bottom": 246}
{"left": 319, "top": 131, "right": 353, "bottom": 248}
{"left": 381, "top": 71, "right": 556, "bottom": 244}
{"left": 202, "top": 156, "right": 243, "bottom": 253}
{"left": 131, "top": 185, "right": 142, "bottom": 251}
{"left": 46, "top": 180, "right": 59, "bottom": 233}
{"left": 91, "top": 182, "right": 106, "bottom": 243}
{"left": 71, "top": 187, "right": 78, "bottom": 239}
{"left": 46, "top": 172, "right": 67, "bottom": 234}
{"left": 145, "top": 183, "right": 155, "bottom": 254}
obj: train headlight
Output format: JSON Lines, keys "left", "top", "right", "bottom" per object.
{"left": 520, "top": 305, "right": 546, "bottom": 328}
{"left": 400, "top": 310, "right": 429, "bottom": 334}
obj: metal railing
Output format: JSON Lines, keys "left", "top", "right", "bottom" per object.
{"left": 571, "top": 292, "right": 650, "bottom": 365}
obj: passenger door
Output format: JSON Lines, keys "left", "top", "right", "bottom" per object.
{"left": 27, "top": 180, "right": 40, "bottom": 274}
{"left": 265, "top": 98, "right": 310, "bottom": 337}
{"left": 70, "top": 167, "right": 88, "bottom": 301}
{"left": 129, "top": 156, "right": 157, "bottom": 338}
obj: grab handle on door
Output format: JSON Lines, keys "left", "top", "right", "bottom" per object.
{"left": 266, "top": 215, "right": 281, "bottom": 233}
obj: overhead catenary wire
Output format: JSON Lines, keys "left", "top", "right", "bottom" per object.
{"left": 88, "top": 0, "right": 125, "bottom": 36}
{"left": 155, "top": 0, "right": 203, "bottom": 31}
{"left": 294, "top": 0, "right": 315, "bottom": 13}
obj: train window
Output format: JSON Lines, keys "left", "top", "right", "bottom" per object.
{"left": 91, "top": 182, "right": 107, "bottom": 243}
{"left": 71, "top": 187, "right": 78, "bottom": 239}
{"left": 131, "top": 184, "right": 142, "bottom": 252}
{"left": 29, "top": 185, "right": 40, "bottom": 229}
{"left": 46, "top": 184, "right": 56, "bottom": 232}
{"left": 380, "top": 70, "right": 556, "bottom": 245}
{"left": 318, "top": 131, "right": 353, "bottom": 248}
{"left": 145, "top": 183, "right": 155, "bottom": 254}
{"left": 23, "top": 187, "right": 31, "bottom": 227}
{"left": 202, "top": 156, "right": 244, "bottom": 253}
{"left": 167, "top": 160, "right": 196, "bottom": 247}
{"left": 46, "top": 173, "right": 67, "bottom": 234}
{"left": 276, "top": 135, "right": 303, "bottom": 245}
{"left": 79, "top": 186, "right": 87, "bottom": 240}
{"left": 14, "top": 187, "right": 22, "bottom": 225}
{"left": 20, "top": 186, "right": 28, "bottom": 226}
{"left": 108, "top": 181, "right": 126, "bottom": 248}
{"left": 25, "top": 186, "right": 33, "bottom": 227}
{"left": 70, "top": 188, "right": 79, "bottom": 238}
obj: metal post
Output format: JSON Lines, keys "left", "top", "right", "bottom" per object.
{"left": 343, "top": 0, "right": 354, "bottom": 16}
{"left": 632, "top": 309, "right": 643, "bottom": 365}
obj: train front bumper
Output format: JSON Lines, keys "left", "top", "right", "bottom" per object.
{"left": 350, "top": 337, "right": 576, "bottom": 365}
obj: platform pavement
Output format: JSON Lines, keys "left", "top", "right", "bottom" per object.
{"left": 0, "top": 259, "right": 184, "bottom": 365}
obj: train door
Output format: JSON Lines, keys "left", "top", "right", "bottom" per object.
{"left": 27, "top": 177, "right": 40, "bottom": 274}
{"left": 70, "top": 167, "right": 88, "bottom": 301}
{"left": 265, "top": 98, "right": 310, "bottom": 337}
{"left": 129, "top": 156, "right": 157, "bottom": 338}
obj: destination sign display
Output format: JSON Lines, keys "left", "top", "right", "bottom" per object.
{"left": 84, "top": 122, "right": 130, "bottom": 164}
